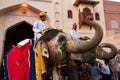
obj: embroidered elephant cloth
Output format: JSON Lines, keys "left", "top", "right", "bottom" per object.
{"left": 7, "top": 41, "right": 31, "bottom": 80}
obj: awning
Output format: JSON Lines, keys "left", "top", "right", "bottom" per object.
{"left": 73, "top": 0, "right": 99, "bottom": 7}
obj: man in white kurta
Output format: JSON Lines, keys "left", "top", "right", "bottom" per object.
{"left": 70, "top": 22, "right": 79, "bottom": 39}
{"left": 33, "top": 12, "right": 47, "bottom": 40}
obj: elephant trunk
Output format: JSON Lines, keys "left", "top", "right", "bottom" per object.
{"left": 66, "top": 16, "right": 103, "bottom": 53}
{"left": 94, "top": 43, "right": 117, "bottom": 60}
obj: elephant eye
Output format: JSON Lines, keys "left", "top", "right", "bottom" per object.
{"left": 57, "top": 45, "right": 62, "bottom": 54}
{"left": 42, "top": 48, "right": 49, "bottom": 58}
{"left": 58, "top": 35, "right": 66, "bottom": 44}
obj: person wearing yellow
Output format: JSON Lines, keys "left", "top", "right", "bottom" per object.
{"left": 33, "top": 12, "right": 47, "bottom": 40}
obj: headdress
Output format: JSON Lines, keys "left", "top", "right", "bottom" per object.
{"left": 39, "top": 12, "right": 46, "bottom": 17}
{"left": 72, "top": 22, "right": 77, "bottom": 29}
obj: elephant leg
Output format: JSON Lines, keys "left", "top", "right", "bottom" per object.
{"left": 42, "top": 57, "right": 54, "bottom": 80}
{"left": 0, "top": 59, "right": 4, "bottom": 79}
{"left": 67, "top": 62, "right": 79, "bottom": 80}
{"left": 67, "top": 59, "right": 79, "bottom": 80}
{"left": 0, "top": 65, "right": 4, "bottom": 79}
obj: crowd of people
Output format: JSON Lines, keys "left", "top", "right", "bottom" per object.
{"left": 59, "top": 58, "right": 120, "bottom": 80}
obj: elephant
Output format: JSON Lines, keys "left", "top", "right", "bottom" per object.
{"left": 0, "top": 15, "right": 104, "bottom": 80}
{"left": 34, "top": 16, "right": 104, "bottom": 80}
{"left": 34, "top": 15, "right": 103, "bottom": 63}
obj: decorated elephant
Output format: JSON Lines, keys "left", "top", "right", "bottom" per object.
{"left": 33, "top": 16, "right": 103, "bottom": 80}
{"left": 0, "top": 16, "right": 104, "bottom": 80}
{"left": 34, "top": 15, "right": 103, "bottom": 63}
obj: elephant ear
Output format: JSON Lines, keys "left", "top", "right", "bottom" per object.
{"left": 94, "top": 43, "right": 117, "bottom": 60}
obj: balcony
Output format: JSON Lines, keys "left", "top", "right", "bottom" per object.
{"left": 73, "top": 0, "right": 99, "bottom": 7}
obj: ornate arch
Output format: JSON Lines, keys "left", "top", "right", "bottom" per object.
{"left": 4, "top": 21, "right": 34, "bottom": 52}
{"left": 0, "top": 3, "right": 41, "bottom": 14}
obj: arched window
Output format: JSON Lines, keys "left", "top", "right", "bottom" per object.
{"left": 55, "top": 2, "right": 60, "bottom": 10}
{"left": 83, "top": 7, "right": 92, "bottom": 30}
{"left": 111, "top": 20, "right": 118, "bottom": 28}
{"left": 55, "top": 20, "right": 60, "bottom": 28}
{"left": 55, "top": 12, "right": 60, "bottom": 19}
{"left": 83, "top": 7, "right": 91, "bottom": 19}
{"left": 67, "top": 10, "right": 73, "bottom": 18}
{"left": 95, "top": 12, "right": 100, "bottom": 20}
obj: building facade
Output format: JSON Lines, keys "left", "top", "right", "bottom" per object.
{"left": 102, "top": 0, "right": 120, "bottom": 49}
{"left": 1, "top": 0, "right": 120, "bottom": 78}
{"left": 104, "top": 0, "right": 120, "bottom": 31}
{"left": 0, "top": 0, "right": 106, "bottom": 61}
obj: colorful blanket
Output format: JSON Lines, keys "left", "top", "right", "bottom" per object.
{"left": 7, "top": 41, "right": 31, "bottom": 80}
